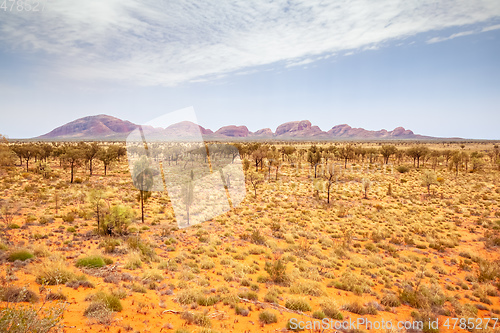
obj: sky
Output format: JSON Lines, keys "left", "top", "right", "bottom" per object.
{"left": 0, "top": 0, "right": 499, "bottom": 139}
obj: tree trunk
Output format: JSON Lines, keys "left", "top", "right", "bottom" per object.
{"left": 140, "top": 191, "right": 144, "bottom": 223}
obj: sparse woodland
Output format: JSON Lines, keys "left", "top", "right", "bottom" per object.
{"left": 0, "top": 137, "right": 499, "bottom": 333}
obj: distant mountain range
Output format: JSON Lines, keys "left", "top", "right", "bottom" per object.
{"left": 36, "top": 114, "right": 447, "bottom": 141}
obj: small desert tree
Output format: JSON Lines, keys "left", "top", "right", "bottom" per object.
{"left": 100, "top": 205, "right": 133, "bottom": 236}
{"left": 324, "top": 164, "right": 336, "bottom": 203}
{"left": 87, "top": 189, "right": 107, "bottom": 231}
{"left": 361, "top": 178, "right": 371, "bottom": 199}
{"left": 82, "top": 142, "right": 100, "bottom": 176}
{"left": 0, "top": 135, "right": 14, "bottom": 166}
{"left": 264, "top": 254, "right": 289, "bottom": 286}
{"left": 247, "top": 170, "right": 263, "bottom": 198}
{"left": 449, "top": 151, "right": 461, "bottom": 177}
{"left": 461, "top": 151, "right": 470, "bottom": 171}
{"left": 307, "top": 146, "right": 321, "bottom": 178}
{"left": 17, "top": 144, "right": 36, "bottom": 172}
{"left": 97, "top": 146, "right": 119, "bottom": 176}
{"left": 338, "top": 144, "right": 355, "bottom": 168}
{"left": 406, "top": 146, "right": 429, "bottom": 168}
{"left": 252, "top": 146, "right": 267, "bottom": 171}
{"left": 380, "top": 145, "right": 398, "bottom": 165}
{"left": 183, "top": 170, "right": 195, "bottom": 225}
{"left": 267, "top": 150, "right": 281, "bottom": 180}
{"left": 242, "top": 158, "right": 250, "bottom": 172}
{"left": 421, "top": 170, "right": 438, "bottom": 195}
{"left": 61, "top": 146, "right": 83, "bottom": 183}
{"left": 132, "top": 156, "right": 155, "bottom": 223}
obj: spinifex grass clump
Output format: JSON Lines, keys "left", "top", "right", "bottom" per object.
{"left": 84, "top": 291, "right": 123, "bottom": 324}
{"left": 285, "top": 296, "right": 311, "bottom": 312}
{"left": 8, "top": 249, "right": 34, "bottom": 262}
{"left": 76, "top": 255, "right": 113, "bottom": 268}
{"left": 34, "top": 261, "right": 77, "bottom": 285}
{"left": 258, "top": 310, "right": 278, "bottom": 324}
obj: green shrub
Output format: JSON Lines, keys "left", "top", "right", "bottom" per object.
{"left": 381, "top": 292, "right": 401, "bottom": 307}
{"left": 124, "top": 252, "right": 142, "bottom": 270}
{"left": 175, "top": 289, "right": 202, "bottom": 305}
{"left": 250, "top": 229, "right": 266, "bottom": 245}
{"left": 264, "top": 259, "right": 290, "bottom": 286}
{"left": 34, "top": 261, "right": 77, "bottom": 285}
{"left": 76, "top": 255, "right": 113, "bottom": 268}
{"left": 258, "top": 310, "right": 278, "bottom": 324}
{"left": 477, "top": 259, "right": 500, "bottom": 282}
{"left": 319, "top": 298, "right": 343, "bottom": 319}
{"left": 62, "top": 212, "right": 75, "bottom": 223}
{"left": 285, "top": 297, "right": 311, "bottom": 312}
{"left": 312, "top": 310, "right": 326, "bottom": 319}
{"left": 342, "top": 300, "right": 368, "bottom": 315}
{"left": 180, "top": 311, "right": 211, "bottom": 327}
{"left": 8, "top": 249, "right": 34, "bottom": 262}
{"left": 332, "top": 271, "right": 372, "bottom": 295}
{"left": 289, "top": 280, "right": 326, "bottom": 296}
{"left": 237, "top": 291, "right": 258, "bottom": 301}
{"left": 397, "top": 165, "right": 410, "bottom": 173}
{"left": 84, "top": 291, "right": 122, "bottom": 322}
{"left": 126, "top": 235, "right": 157, "bottom": 261}
{"left": 235, "top": 305, "right": 250, "bottom": 316}
{"left": 264, "top": 290, "right": 278, "bottom": 303}
{"left": 99, "top": 205, "right": 133, "bottom": 236}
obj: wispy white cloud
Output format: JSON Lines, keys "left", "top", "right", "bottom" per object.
{"left": 482, "top": 24, "right": 500, "bottom": 32}
{"left": 285, "top": 58, "right": 316, "bottom": 68}
{"left": 1, "top": 0, "right": 499, "bottom": 86}
{"left": 427, "top": 30, "right": 476, "bottom": 43}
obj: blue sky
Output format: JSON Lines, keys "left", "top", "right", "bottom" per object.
{"left": 0, "top": 0, "right": 499, "bottom": 139}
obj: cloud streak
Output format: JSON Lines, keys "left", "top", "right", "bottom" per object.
{"left": 1, "top": 0, "right": 499, "bottom": 86}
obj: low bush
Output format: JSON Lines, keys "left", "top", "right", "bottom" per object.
{"left": 319, "top": 298, "right": 343, "bottom": 320}
{"left": 397, "top": 165, "right": 410, "bottom": 173}
{"left": 259, "top": 310, "right": 278, "bottom": 324}
{"left": 0, "top": 303, "right": 64, "bottom": 332}
{"left": 76, "top": 255, "right": 113, "bottom": 268}
{"left": 285, "top": 297, "right": 311, "bottom": 312}
{"left": 289, "top": 280, "right": 326, "bottom": 296}
{"left": 34, "top": 261, "right": 77, "bottom": 285}
{"left": 8, "top": 249, "right": 34, "bottom": 262}
{"left": 0, "top": 286, "right": 39, "bottom": 303}
{"left": 264, "top": 258, "right": 290, "bottom": 286}
{"left": 180, "top": 311, "right": 211, "bottom": 327}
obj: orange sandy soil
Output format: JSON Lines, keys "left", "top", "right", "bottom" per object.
{"left": 1, "top": 142, "right": 500, "bottom": 333}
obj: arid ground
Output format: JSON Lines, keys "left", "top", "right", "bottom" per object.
{"left": 0, "top": 139, "right": 499, "bottom": 333}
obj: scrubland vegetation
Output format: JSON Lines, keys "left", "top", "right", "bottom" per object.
{"left": 0, "top": 135, "right": 500, "bottom": 332}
